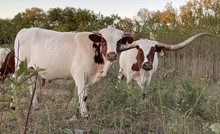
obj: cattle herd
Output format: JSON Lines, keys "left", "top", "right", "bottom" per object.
{"left": 0, "top": 27, "right": 211, "bottom": 117}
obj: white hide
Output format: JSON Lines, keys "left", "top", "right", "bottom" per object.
{"left": 118, "top": 32, "right": 211, "bottom": 90}
{"left": 14, "top": 27, "right": 131, "bottom": 117}
{"left": 119, "top": 39, "right": 159, "bottom": 89}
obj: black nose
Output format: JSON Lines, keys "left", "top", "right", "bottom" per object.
{"left": 142, "top": 62, "right": 153, "bottom": 71}
{"left": 107, "top": 52, "right": 117, "bottom": 61}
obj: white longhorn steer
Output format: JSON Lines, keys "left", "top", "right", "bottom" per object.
{"left": 14, "top": 27, "right": 137, "bottom": 117}
{"left": 118, "top": 33, "right": 211, "bottom": 95}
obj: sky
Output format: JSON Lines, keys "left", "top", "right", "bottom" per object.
{"left": 0, "top": 0, "right": 187, "bottom": 19}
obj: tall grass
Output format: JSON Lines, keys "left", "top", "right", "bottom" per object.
{"left": 0, "top": 33, "right": 219, "bottom": 133}
{"left": 0, "top": 64, "right": 219, "bottom": 133}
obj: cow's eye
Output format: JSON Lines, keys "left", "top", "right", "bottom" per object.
{"left": 117, "top": 39, "right": 122, "bottom": 44}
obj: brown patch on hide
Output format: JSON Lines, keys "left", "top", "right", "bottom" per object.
{"left": 93, "top": 39, "right": 107, "bottom": 64}
{"left": 0, "top": 49, "right": 15, "bottom": 82}
{"left": 116, "top": 36, "right": 134, "bottom": 53}
{"left": 121, "top": 36, "right": 133, "bottom": 44}
{"left": 146, "top": 46, "right": 156, "bottom": 64}
{"left": 89, "top": 33, "right": 107, "bottom": 64}
{"left": 101, "top": 40, "right": 107, "bottom": 57}
{"left": 96, "top": 64, "right": 104, "bottom": 74}
{"left": 132, "top": 48, "right": 144, "bottom": 71}
{"left": 155, "top": 45, "right": 167, "bottom": 53}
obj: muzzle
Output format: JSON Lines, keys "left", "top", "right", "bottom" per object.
{"left": 107, "top": 52, "right": 117, "bottom": 61}
{"left": 142, "top": 62, "right": 153, "bottom": 71}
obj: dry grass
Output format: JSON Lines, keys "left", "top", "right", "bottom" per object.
{"left": 0, "top": 35, "right": 219, "bottom": 134}
{"left": 0, "top": 67, "right": 219, "bottom": 134}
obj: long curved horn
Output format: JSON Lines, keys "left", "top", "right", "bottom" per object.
{"left": 157, "top": 33, "right": 212, "bottom": 51}
{"left": 123, "top": 32, "right": 131, "bottom": 37}
{"left": 120, "top": 43, "right": 139, "bottom": 52}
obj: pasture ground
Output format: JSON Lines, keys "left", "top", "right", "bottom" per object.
{"left": 0, "top": 66, "right": 220, "bottom": 134}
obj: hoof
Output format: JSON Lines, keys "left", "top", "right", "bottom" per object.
{"left": 32, "top": 103, "right": 40, "bottom": 110}
{"left": 10, "top": 106, "right": 16, "bottom": 110}
{"left": 82, "top": 112, "right": 89, "bottom": 119}
{"left": 142, "top": 93, "right": 146, "bottom": 100}
{"left": 83, "top": 96, "right": 87, "bottom": 102}
{"left": 10, "top": 103, "right": 16, "bottom": 110}
{"left": 33, "top": 105, "right": 40, "bottom": 110}
{"left": 76, "top": 108, "right": 80, "bottom": 117}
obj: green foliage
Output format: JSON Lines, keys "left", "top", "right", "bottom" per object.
{"left": 179, "top": 73, "right": 207, "bottom": 116}
{"left": 0, "top": 19, "right": 15, "bottom": 44}
{"left": 210, "top": 123, "right": 220, "bottom": 134}
{"left": 0, "top": 59, "right": 45, "bottom": 134}
{"left": 60, "top": 128, "right": 74, "bottom": 134}
{"left": 0, "top": 65, "right": 219, "bottom": 133}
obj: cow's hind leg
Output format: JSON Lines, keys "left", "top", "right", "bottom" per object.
{"left": 27, "top": 67, "right": 39, "bottom": 110}
{"left": 9, "top": 74, "right": 16, "bottom": 110}
{"left": 28, "top": 75, "right": 39, "bottom": 109}
{"left": 9, "top": 67, "right": 39, "bottom": 110}
{"left": 10, "top": 73, "right": 26, "bottom": 110}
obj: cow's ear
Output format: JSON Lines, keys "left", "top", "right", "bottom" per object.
{"left": 89, "top": 34, "right": 102, "bottom": 43}
{"left": 155, "top": 45, "right": 166, "bottom": 56}
{"left": 155, "top": 45, "right": 165, "bottom": 52}
{"left": 121, "top": 36, "right": 133, "bottom": 44}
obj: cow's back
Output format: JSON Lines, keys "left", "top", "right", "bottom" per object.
{"left": 14, "top": 28, "right": 97, "bottom": 80}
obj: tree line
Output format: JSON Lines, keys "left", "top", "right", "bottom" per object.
{"left": 0, "top": 0, "right": 219, "bottom": 45}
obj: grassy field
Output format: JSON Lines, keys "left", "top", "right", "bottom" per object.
{"left": 0, "top": 63, "right": 219, "bottom": 134}
{"left": 0, "top": 35, "right": 219, "bottom": 134}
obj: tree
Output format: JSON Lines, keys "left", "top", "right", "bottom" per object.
{"left": 47, "top": 8, "right": 63, "bottom": 30}
{"left": 116, "top": 17, "right": 134, "bottom": 32}
{"left": 133, "top": 8, "right": 153, "bottom": 39}
{"left": 23, "top": 7, "right": 46, "bottom": 27}
{"left": 0, "top": 19, "right": 14, "bottom": 44}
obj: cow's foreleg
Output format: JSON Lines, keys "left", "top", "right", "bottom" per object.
{"left": 9, "top": 74, "right": 16, "bottom": 110}
{"left": 72, "top": 72, "right": 88, "bottom": 118}
{"left": 117, "top": 68, "right": 125, "bottom": 81}
{"left": 140, "top": 73, "right": 153, "bottom": 100}
{"left": 78, "top": 87, "right": 88, "bottom": 118}
{"left": 126, "top": 75, "right": 132, "bottom": 84}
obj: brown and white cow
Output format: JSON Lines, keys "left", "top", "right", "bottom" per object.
{"left": 0, "top": 48, "right": 10, "bottom": 68}
{"left": 0, "top": 48, "right": 50, "bottom": 86}
{"left": 118, "top": 33, "right": 211, "bottom": 95}
{"left": 0, "top": 48, "right": 14, "bottom": 82}
{"left": 14, "top": 27, "right": 137, "bottom": 117}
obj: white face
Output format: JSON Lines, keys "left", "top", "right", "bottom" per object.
{"left": 99, "top": 27, "right": 124, "bottom": 54}
{"left": 134, "top": 39, "right": 159, "bottom": 71}
{"left": 137, "top": 39, "right": 157, "bottom": 64}
{"left": 98, "top": 27, "right": 134, "bottom": 62}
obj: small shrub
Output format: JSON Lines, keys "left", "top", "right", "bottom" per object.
{"left": 210, "top": 123, "right": 220, "bottom": 134}
{"left": 178, "top": 71, "right": 207, "bottom": 117}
